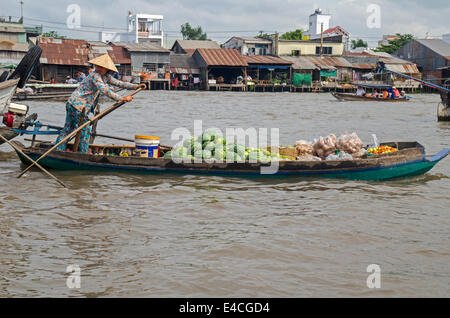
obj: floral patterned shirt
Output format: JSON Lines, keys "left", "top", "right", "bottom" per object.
{"left": 68, "top": 71, "right": 139, "bottom": 112}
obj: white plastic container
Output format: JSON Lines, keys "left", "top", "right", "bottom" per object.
{"left": 134, "top": 135, "right": 160, "bottom": 158}
{"left": 8, "top": 103, "right": 28, "bottom": 115}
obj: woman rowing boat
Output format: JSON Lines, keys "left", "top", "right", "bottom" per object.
{"left": 55, "top": 54, "right": 145, "bottom": 153}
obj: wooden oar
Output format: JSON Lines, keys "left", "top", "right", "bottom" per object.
{"left": 0, "top": 134, "right": 67, "bottom": 188}
{"left": 17, "top": 88, "right": 144, "bottom": 179}
{"left": 93, "top": 133, "right": 133, "bottom": 143}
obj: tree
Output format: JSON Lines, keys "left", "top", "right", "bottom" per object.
{"left": 180, "top": 23, "right": 208, "bottom": 40}
{"left": 374, "top": 34, "right": 414, "bottom": 54}
{"left": 351, "top": 39, "right": 368, "bottom": 50}
{"left": 257, "top": 31, "right": 271, "bottom": 39}
{"left": 280, "top": 29, "right": 303, "bottom": 40}
{"left": 41, "top": 31, "right": 66, "bottom": 39}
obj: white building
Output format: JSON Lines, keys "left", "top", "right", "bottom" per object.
{"left": 308, "top": 9, "right": 330, "bottom": 37}
{"left": 126, "top": 13, "right": 164, "bottom": 46}
{"left": 222, "top": 37, "right": 272, "bottom": 56}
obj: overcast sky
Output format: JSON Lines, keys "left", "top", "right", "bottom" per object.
{"left": 1, "top": 0, "right": 449, "bottom": 47}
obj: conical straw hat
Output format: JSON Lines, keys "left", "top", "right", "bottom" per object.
{"left": 88, "top": 54, "right": 118, "bottom": 73}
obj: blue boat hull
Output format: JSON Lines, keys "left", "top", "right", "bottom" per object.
{"left": 15, "top": 146, "right": 449, "bottom": 181}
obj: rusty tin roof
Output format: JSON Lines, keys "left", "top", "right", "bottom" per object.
{"left": 195, "top": 49, "right": 248, "bottom": 67}
{"left": 38, "top": 37, "right": 90, "bottom": 66}
{"left": 243, "top": 55, "right": 292, "bottom": 65}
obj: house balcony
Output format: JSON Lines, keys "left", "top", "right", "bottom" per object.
{"left": 138, "top": 31, "right": 162, "bottom": 38}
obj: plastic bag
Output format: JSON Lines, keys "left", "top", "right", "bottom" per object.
{"left": 294, "top": 140, "right": 314, "bottom": 156}
{"left": 325, "top": 151, "right": 353, "bottom": 161}
{"left": 313, "top": 134, "right": 337, "bottom": 159}
{"left": 337, "top": 132, "right": 364, "bottom": 154}
{"left": 297, "top": 154, "right": 322, "bottom": 161}
{"left": 352, "top": 148, "right": 367, "bottom": 159}
{"left": 369, "top": 134, "right": 379, "bottom": 148}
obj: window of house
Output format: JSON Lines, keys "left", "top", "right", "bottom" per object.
{"left": 143, "top": 63, "right": 157, "bottom": 72}
{"left": 248, "top": 47, "right": 256, "bottom": 55}
{"left": 316, "top": 46, "right": 333, "bottom": 55}
{"left": 292, "top": 50, "right": 300, "bottom": 56}
{"left": 259, "top": 47, "right": 267, "bottom": 55}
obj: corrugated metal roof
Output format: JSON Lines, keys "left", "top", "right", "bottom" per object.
{"left": 416, "top": 39, "right": 450, "bottom": 58}
{"left": 243, "top": 55, "right": 292, "bottom": 65}
{"left": 280, "top": 56, "right": 318, "bottom": 70}
{"left": 113, "top": 42, "right": 170, "bottom": 53}
{"left": 385, "top": 63, "right": 420, "bottom": 74}
{"left": 169, "top": 53, "right": 200, "bottom": 73}
{"left": 90, "top": 43, "right": 131, "bottom": 64}
{"left": 174, "top": 40, "right": 220, "bottom": 50}
{"left": 195, "top": 49, "right": 248, "bottom": 67}
{"left": 184, "top": 49, "right": 197, "bottom": 55}
{"left": 302, "top": 56, "right": 353, "bottom": 69}
{"left": 352, "top": 63, "right": 375, "bottom": 69}
{"left": 38, "top": 37, "right": 91, "bottom": 66}
{"left": 344, "top": 51, "right": 419, "bottom": 73}
{"left": 170, "top": 53, "right": 199, "bottom": 68}
{"left": 233, "top": 37, "right": 272, "bottom": 44}
{"left": 168, "top": 67, "right": 200, "bottom": 74}
{"left": 323, "top": 26, "right": 349, "bottom": 36}
{"left": 108, "top": 46, "right": 131, "bottom": 64}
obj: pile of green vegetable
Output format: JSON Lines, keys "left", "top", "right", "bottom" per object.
{"left": 163, "top": 130, "right": 290, "bottom": 162}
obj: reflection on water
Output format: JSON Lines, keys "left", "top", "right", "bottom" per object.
{"left": 0, "top": 92, "right": 449, "bottom": 297}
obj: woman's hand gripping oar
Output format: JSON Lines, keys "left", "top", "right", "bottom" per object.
{"left": 0, "top": 134, "right": 67, "bottom": 188}
{"left": 17, "top": 87, "right": 144, "bottom": 179}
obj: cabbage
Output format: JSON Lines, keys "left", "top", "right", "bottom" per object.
{"left": 202, "top": 149, "right": 212, "bottom": 159}
{"left": 173, "top": 147, "right": 188, "bottom": 159}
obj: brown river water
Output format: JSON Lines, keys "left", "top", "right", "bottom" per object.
{"left": 0, "top": 91, "right": 449, "bottom": 297}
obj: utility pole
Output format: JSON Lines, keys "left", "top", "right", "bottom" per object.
{"left": 320, "top": 22, "right": 324, "bottom": 58}
{"left": 20, "top": 0, "right": 24, "bottom": 19}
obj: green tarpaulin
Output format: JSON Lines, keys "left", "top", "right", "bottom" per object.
{"left": 320, "top": 70, "right": 337, "bottom": 78}
{"left": 293, "top": 73, "right": 312, "bottom": 86}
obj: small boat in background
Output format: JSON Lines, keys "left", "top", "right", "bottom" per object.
{"left": 332, "top": 83, "right": 410, "bottom": 102}
{"left": 332, "top": 92, "right": 410, "bottom": 102}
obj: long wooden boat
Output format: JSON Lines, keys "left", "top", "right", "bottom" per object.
{"left": 10, "top": 141, "right": 449, "bottom": 181}
{"left": 12, "top": 92, "right": 73, "bottom": 102}
{"left": 332, "top": 92, "right": 410, "bottom": 102}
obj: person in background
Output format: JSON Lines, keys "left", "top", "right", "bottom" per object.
{"left": 66, "top": 76, "right": 77, "bottom": 84}
{"left": 392, "top": 87, "right": 400, "bottom": 99}
{"left": 356, "top": 86, "right": 366, "bottom": 96}
{"left": 56, "top": 54, "right": 146, "bottom": 153}
{"left": 373, "top": 89, "right": 379, "bottom": 98}
{"left": 382, "top": 90, "right": 389, "bottom": 99}
{"left": 76, "top": 71, "right": 86, "bottom": 83}
{"left": 50, "top": 77, "right": 56, "bottom": 84}
{"left": 172, "top": 76, "right": 179, "bottom": 89}
{"left": 388, "top": 86, "right": 395, "bottom": 99}
{"left": 400, "top": 90, "right": 406, "bottom": 98}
